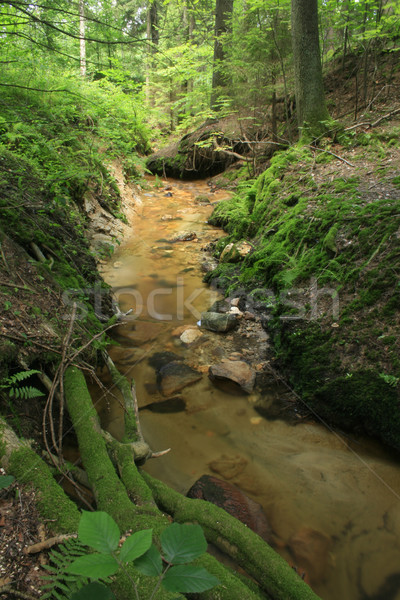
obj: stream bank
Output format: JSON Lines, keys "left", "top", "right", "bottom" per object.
{"left": 98, "top": 175, "right": 400, "bottom": 600}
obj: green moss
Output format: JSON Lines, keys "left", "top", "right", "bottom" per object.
{"left": 315, "top": 371, "right": 400, "bottom": 449}
{"left": 64, "top": 366, "right": 140, "bottom": 530}
{"left": 4, "top": 443, "right": 80, "bottom": 533}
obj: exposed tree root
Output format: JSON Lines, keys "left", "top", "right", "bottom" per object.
{"left": 1, "top": 363, "right": 323, "bottom": 600}
{"left": 63, "top": 366, "right": 267, "bottom": 599}
{"left": 142, "top": 472, "right": 322, "bottom": 600}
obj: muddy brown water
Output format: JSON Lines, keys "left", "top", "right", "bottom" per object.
{"left": 97, "top": 177, "right": 400, "bottom": 600}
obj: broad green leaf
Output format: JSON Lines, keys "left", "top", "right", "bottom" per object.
{"left": 161, "top": 523, "right": 207, "bottom": 565}
{"left": 66, "top": 553, "right": 119, "bottom": 579}
{"left": 78, "top": 511, "right": 120, "bottom": 554}
{"left": 162, "top": 565, "right": 220, "bottom": 593}
{"left": 119, "top": 529, "right": 153, "bottom": 563}
{"left": 134, "top": 544, "right": 163, "bottom": 576}
{"left": 0, "top": 475, "right": 14, "bottom": 489}
{"left": 70, "top": 582, "right": 116, "bottom": 600}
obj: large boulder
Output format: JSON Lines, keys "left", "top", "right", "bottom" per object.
{"left": 200, "top": 311, "right": 238, "bottom": 333}
{"left": 209, "top": 360, "right": 256, "bottom": 393}
{"left": 187, "top": 474, "right": 271, "bottom": 542}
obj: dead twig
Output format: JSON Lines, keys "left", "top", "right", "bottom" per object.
{"left": 24, "top": 533, "right": 77, "bottom": 554}
{"left": 0, "top": 280, "right": 35, "bottom": 292}
{"left": 0, "top": 585, "right": 37, "bottom": 600}
{"left": 0, "top": 241, "right": 10, "bottom": 273}
{"left": 345, "top": 106, "right": 400, "bottom": 131}
{"left": 0, "top": 332, "right": 62, "bottom": 354}
{"left": 307, "top": 145, "right": 355, "bottom": 167}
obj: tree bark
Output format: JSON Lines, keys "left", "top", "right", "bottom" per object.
{"left": 210, "top": 0, "right": 233, "bottom": 110}
{"left": 79, "top": 0, "right": 86, "bottom": 77}
{"left": 146, "top": 0, "right": 159, "bottom": 106}
{"left": 291, "top": 0, "right": 331, "bottom": 138}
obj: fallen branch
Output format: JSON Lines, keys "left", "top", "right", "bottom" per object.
{"left": 307, "top": 145, "right": 355, "bottom": 167}
{"left": 0, "top": 279, "right": 34, "bottom": 292}
{"left": 24, "top": 533, "right": 77, "bottom": 554}
{"left": 0, "top": 584, "right": 37, "bottom": 600}
{"left": 101, "top": 350, "right": 171, "bottom": 462}
{"left": 211, "top": 139, "right": 252, "bottom": 162}
{"left": 345, "top": 107, "right": 400, "bottom": 131}
{"left": 30, "top": 242, "right": 47, "bottom": 263}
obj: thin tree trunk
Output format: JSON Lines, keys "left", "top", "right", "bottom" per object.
{"left": 146, "top": 0, "right": 159, "bottom": 106}
{"left": 79, "top": 0, "right": 86, "bottom": 77}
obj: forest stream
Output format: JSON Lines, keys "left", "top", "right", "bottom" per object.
{"left": 97, "top": 177, "right": 400, "bottom": 600}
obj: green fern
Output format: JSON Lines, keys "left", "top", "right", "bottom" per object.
{"left": 41, "top": 538, "right": 92, "bottom": 600}
{"left": 0, "top": 369, "right": 44, "bottom": 399}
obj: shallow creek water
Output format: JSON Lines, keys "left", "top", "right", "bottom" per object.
{"left": 98, "top": 177, "right": 400, "bottom": 600}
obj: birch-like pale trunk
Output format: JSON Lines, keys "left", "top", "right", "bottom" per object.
{"left": 79, "top": 0, "right": 86, "bottom": 77}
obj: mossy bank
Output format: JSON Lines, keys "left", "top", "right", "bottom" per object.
{"left": 206, "top": 130, "right": 400, "bottom": 450}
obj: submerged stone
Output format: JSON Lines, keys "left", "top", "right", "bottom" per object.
{"left": 157, "top": 361, "right": 202, "bottom": 396}
{"left": 186, "top": 474, "right": 271, "bottom": 542}
{"left": 148, "top": 351, "right": 182, "bottom": 371}
{"left": 167, "top": 231, "right": 197, "bottom": 243}
{"left": 287, "top": 527, "right": 332, "bottom": 584}
{"left": 180, "top": 328, "right": 203, "bottom": 345}
{"left": 140, "top": 396, "right": 186, "bottom": 413}
{"left": 208, "top": 360, "right": 256, "bottom": 393}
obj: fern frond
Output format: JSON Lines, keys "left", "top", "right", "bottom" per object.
{"left": 6, "top": 369, "right": 42, "bottom": 384}
{"left": 41, "top": 538, "right": 90, "bottom": 600}
{"left": 10, "top": 386, "right": 44, "bottom": 399}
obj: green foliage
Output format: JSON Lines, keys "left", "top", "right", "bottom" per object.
{"left": 70, "top": 582, "right": 115, "bottom": 600}
{"left": 62, "top": 511, "right": 219, "bottom": 599}
{"left": 0, "top": 475, "right": 14, "bottom": 490}
{"left": 160, "top": 522, "right": 207, "bottom": 565}
{"left": 0, "top": 370, "right": 44, "bottom": 400}
{"left": 78, "top": 511, "right": 120, "bottom": 554}
{"left": 379, "top": 373, "right": 399, "bottom": 387}
{"left": 41, "top": 537, "right": 92, "bottom": 600}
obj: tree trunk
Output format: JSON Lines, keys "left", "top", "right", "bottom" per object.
{"left": 79, "top": 0, "right": 86, "bottom": 77}
{"left": 210, "top": 0, "right": 233, "bottom": 110}
{"left": 146, "top": 0, "right": 159, "bottom": 106}
{"left": 291, "top": 0, "right": 331, "bottom": 138}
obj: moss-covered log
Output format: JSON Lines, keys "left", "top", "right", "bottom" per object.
{"left": 143, "top": 472, "right": 322, "bottom": 600}
{"left": 0, "top": 417, "right": 80, "bottom": 534}
{"left": 64, "top": 366, "right": 162, "bottom": 531}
